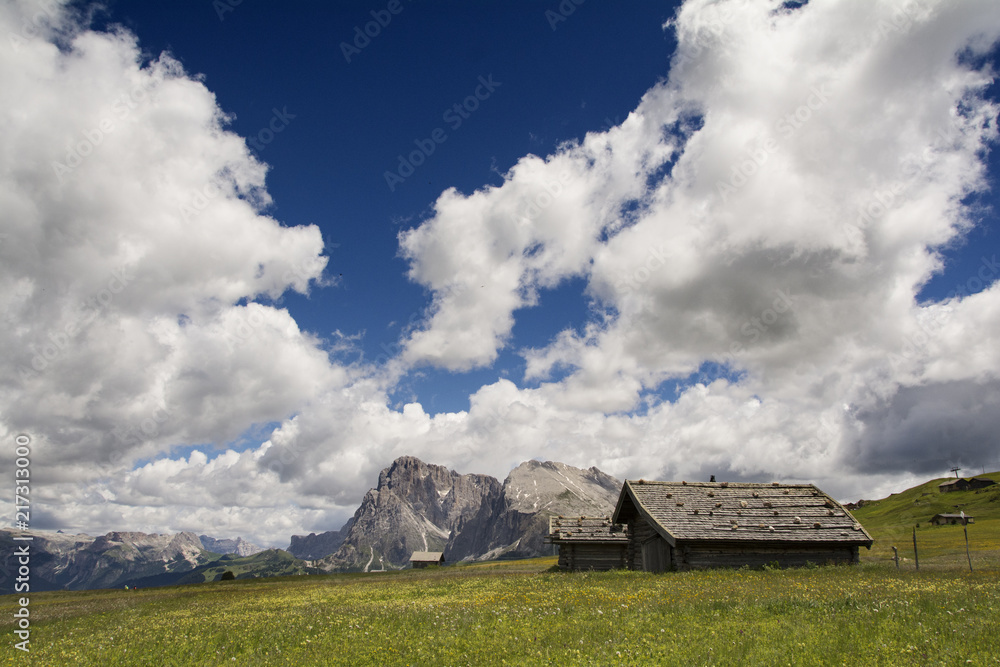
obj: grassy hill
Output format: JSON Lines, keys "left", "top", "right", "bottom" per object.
{"left": 851, "top": 471, "right": 1000, "bottom": 566}
{"left": 172, "top": 549, "right": 326, "bottom": 585}
{"left": 104, "top": 549, "right": 323, "bottom": 590}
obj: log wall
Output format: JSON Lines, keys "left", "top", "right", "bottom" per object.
{"left": 625, "top": 517, "right": 860, "bottom": 571}
{"left": 628, "top": 518, "right": 669, "bottom": 572}
{"left": 557, "top": 543, "right": 628, "bottom": 571}
{"left": 674, "top": 542, "right": 859, "bottom": 570}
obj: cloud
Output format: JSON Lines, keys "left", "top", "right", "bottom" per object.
{"left": 396, "top": 0, "right": 1000, "bottom": 485}
{"left": 397, "top": 97, "right": 689, "bottom": 371}
{"left": 849, "top": 379, "right": 1000, "bottom": 475}
{"left": 0, "top": 1, "right": 339, "bottom": 543}
{"left": 4, "top": 0, "right": 1000, "bottom": 548}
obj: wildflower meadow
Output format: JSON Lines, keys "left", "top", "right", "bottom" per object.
{"left": 2, "top": 558, "right": 998, "bottom": 666}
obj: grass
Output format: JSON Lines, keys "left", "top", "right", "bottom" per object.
{"left": 3, "top": 557, "right": 999, "bottom": 665}
{"left": 173, "top": 549, "right": 324, "bottom": 585}
{"left": 3, "top": 474, "right": 997, "bottom": 665}
{"left": 852, "top": 471, "right": 1000, "bottom": 567}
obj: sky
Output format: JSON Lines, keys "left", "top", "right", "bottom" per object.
{"left": 3, "top": 0, "right": 1000, "bottom": 548}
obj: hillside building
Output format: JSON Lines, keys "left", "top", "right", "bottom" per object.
{"left": 547, "top": 516, "right": 628, "bottom": 571}
{"left": 938, "top": 477, "right": 996, "bottom": 493}
{"left": 409, "top": 551, "right": 444, "bottom": 568}
{"left": 611, "top": 480, "right": 873, "bottom": 571}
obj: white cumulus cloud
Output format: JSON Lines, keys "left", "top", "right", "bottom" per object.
{"left": 4, "top": 0, "right": 1000, "bottom": 547}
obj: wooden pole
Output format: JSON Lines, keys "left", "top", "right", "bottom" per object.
{"left": 891, "top": 546, "right": 899, "bottom": 570}
{"left": 963, "top": 514, "right": 973, "bottom": 572}
{"left": 912, "top": 526, "right": 919, "bottom": 571}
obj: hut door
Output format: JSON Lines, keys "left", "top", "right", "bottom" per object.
{"left": 641, "top": 537, "right": 670, "bottom": 573}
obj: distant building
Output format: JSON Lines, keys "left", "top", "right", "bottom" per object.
{"left": 409, "top": 551, "right": 444, "bottom": 568}
{"left": 611, "top": 480, "right": 873, "bottom": 571}
{"left": 938, "top": 477, "right": 996, "bottom": 493}
{"left": 547, "top": 516, "right": 628, "bottom": 571}
{"left": 930, "top": 513, "right": 974, "bottom": 525}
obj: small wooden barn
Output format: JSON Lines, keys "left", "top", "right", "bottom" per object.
{"left": 547, "top": 516, "right": 628, "bottom": 571}
{"left": 930, "top": 513, "right": 974, "bottom": 525}
{"left": 409, "top": 551, "right": 444, "bottom": 568}
{"left": 612, "top": 480, "right": 873, "bottom": 571}
{"left": 938, "top": 477, "right": 996, "bottom": 493}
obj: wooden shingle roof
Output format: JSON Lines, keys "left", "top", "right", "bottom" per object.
{"left": 939, "top": 477, "right": 995, "bottom": 488}
{"left": 612, "top": 480, "right": 873, "bottom": 547}
{"left": 547, "top": 516, "right": 627, "bottom": 544}
{"left": 409, "top": 551, "right": 444, "bottom": 562}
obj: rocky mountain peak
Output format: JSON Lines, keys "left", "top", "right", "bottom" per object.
{"left": 1, "top": 528, "right": 217, "bottom": 592}
{"left": 502, "top": 460, "right": 620, "bottom": 514}
{"left": 317, "top": 456, "right": 502, "bottom": 572}
{"left": 200, "top": 534, "right": 265, "bottom": 557}
{"left": 318, "top": 456, "right": 621, "bottom": 571}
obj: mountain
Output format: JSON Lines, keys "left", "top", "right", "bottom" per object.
{"left": 319, "top": 456, "right": 502, "bottom": 571}
{"left": 175, "top": 549, "right": 325, "bottom": 584}
{"left": 199, "top": 535, "right": 266, "bottom": 557}
{"left": 317, "top": 457, "right": 621, "bottom": 572}
{"left": 286, "top": 520, "right": 353, "bottom": 560}
{"left": 0, "top": 529, "right": 320, "bottom": 593}
{"left": 447, "top": 459, "right": 622, "bottom": 562}
{"left": 0, "top": 457, "right": 623, "bottom": 589}
{"left": 0, "top": 529, "right": 214, "bottom": 592}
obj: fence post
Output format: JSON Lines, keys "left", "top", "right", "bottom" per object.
{"left": 891, "top": 546, "right": 899, "bottom": 570}
{"left": 962, "top": 512, "right": 973, "bottom": 573}
{"left": 912, "top": 526, "right": 919, "bottom": 571}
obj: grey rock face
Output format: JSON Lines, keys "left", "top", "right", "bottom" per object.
{"left": 319, "top": 456, "right": 501, "bottom": 572}
{"left": 1, "top": 529, "right": 213, "bottom": 592}
{"left": 199, "top": 535, "right": 266, "bottom": 557}
{"left": 448, "top": 460, "right": 622, "bottom": 561}
{"left": 286, "top": 520, "right": 352, "bottom": 560}
{"left": 320, "top": 457, "right": 621, "bottom": 571}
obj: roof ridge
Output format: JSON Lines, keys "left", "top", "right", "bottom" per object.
{"left": 625, "top": 479, "right": 815, "bottom": 487}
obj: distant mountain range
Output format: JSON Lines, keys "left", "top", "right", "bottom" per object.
{"left": 287, "top": 524, "right": 352, "bottom": 561}
{"left": 0, "top": 529, "right": 272, "bottom": 593}
{"left": 2, "top": 456, "right": 623, "bottom": 591}
{"left": 295, "top": 456, "right": 622, "bottom": 571}
{"left": 199, "top": 535, "right": 266, "bottom": 557}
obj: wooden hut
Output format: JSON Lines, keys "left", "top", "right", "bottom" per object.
{"left": 409, "top": 551, "right": 444, "bottom": 568}
{"left": 938, "top": 477, "right": 995, "bottom": 493}
{"left": 547, "top": 516, "right": 628, "bottom": 571}
{"left": 611, "top": 480, "right": 873, "bottom": 571}
{"left": 939, "top": 478, "right": 969, "bottom": 493}
{"left": 930, "top": 513, "right": 974, "bottom": 525}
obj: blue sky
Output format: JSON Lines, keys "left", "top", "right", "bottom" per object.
{"left": 94, "top": 0, "right": 684, "bottom": 414}
{"left": 4, "top": 0, "right": 1000, "bottom": 546}
{"left": 95, "top": 0, "right": 1000, "bottom": 413}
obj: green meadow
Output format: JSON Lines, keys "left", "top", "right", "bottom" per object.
{"left": 3, "top": 560, "right": 998, "bottom": 666}
{"left": 2, "top": 474, "right": 998, "bottom": 666}
{"left": 851, "top": 471, "right": 1000, "bottom": 567}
